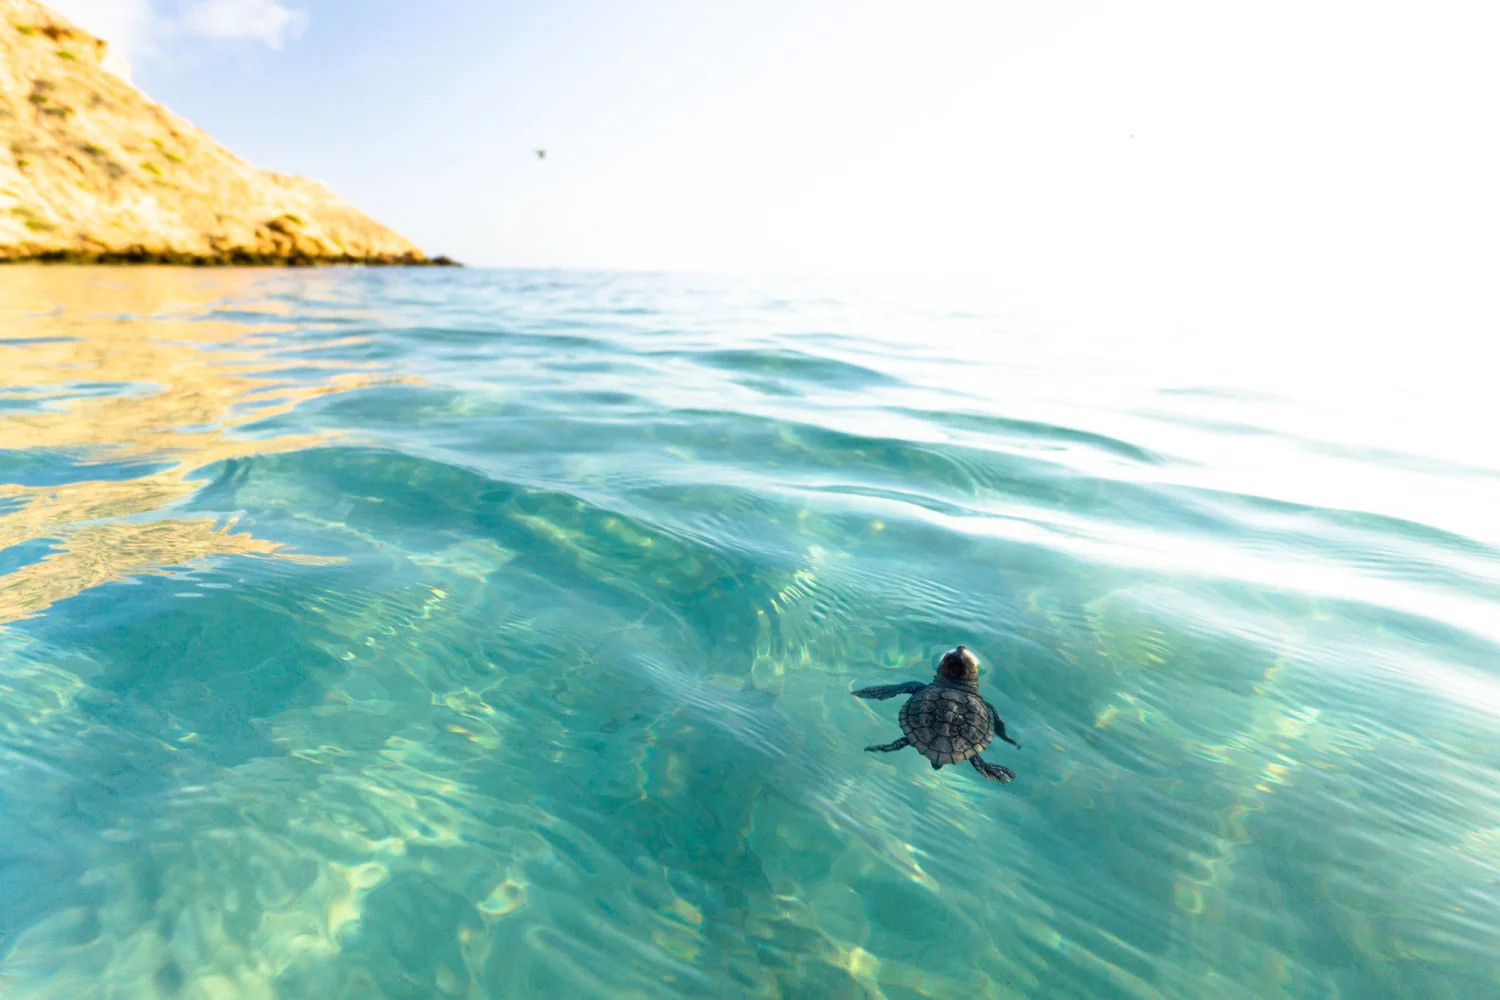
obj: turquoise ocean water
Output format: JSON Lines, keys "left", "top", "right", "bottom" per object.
{"left": 0, "top": 267, "right": 1496, "bottom": 999}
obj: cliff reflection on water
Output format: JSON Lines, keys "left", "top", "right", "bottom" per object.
{"left": 0, "top": 269, "right": 398, "bottom": 624}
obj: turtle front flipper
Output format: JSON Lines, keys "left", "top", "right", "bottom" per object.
{"left": 865, "top": 736, "right": 911, "bottom": 753}
{"left": 987, "top": 702, "right": 1021, "bottom": 748}
{"left": 852, "top": 681, "right": 926, "bottom": 701}
{"left": 971, "top": 755, "right": 1015, "bottom": 783}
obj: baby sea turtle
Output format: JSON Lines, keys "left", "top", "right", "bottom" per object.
{"left": 852, "top": 645, "right": 1020, "bottom": 782}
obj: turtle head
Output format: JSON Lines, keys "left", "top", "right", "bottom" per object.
{"left": 936, "top": 645, "right": 980, "bottom": 684}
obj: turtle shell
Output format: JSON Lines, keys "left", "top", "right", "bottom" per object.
{"left": 899, "top": 684, "right": 993, "bottom": 767}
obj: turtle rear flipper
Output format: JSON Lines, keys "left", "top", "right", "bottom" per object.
{"left": 865, "top": 736, "right": 910, "bottom": 753}
{"left": 971, "top": 756, "right": 1015, "bottom": 783}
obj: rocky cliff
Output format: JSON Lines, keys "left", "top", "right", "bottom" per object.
{"left": 0, "top": 0, "right": 445, "bottom": 265}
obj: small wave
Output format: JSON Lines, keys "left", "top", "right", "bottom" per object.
{"left": 901, "top": 407, "right": 1164, "bottom": 464}
{"left": 686, "top": 347, "right": 900, "bottom": 390}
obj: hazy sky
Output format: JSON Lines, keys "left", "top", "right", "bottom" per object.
{"left": 43, "top": 1, "right": 1500, "bottom": 346}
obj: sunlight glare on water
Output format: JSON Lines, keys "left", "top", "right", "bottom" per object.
{"left": 0, "top": 267, "right": 1497, "bottom": 1000}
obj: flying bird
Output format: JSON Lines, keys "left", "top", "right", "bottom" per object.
{"left": 535, "top": 149, "right": 546, "bottom": 159}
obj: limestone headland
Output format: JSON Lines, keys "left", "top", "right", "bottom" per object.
{"left": 1, "top": 0, "right": 452, "bottom": 266}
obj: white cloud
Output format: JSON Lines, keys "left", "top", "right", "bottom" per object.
{"left": 180, "top": 0, "right": 306, "bottom": 48}
{"left": 45, "top": 0, "right": 157, "bottom": 79}
{"left": 41, "top": 0, "right": 306, "bottom": 74}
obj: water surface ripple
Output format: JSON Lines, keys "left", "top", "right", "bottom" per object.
{"left": 1, "top": 268, "right": 1497, "bottom": 1000}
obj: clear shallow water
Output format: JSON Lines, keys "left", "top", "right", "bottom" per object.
{"left": 0, "top": 267, "right": 1497, "bottom": 1000}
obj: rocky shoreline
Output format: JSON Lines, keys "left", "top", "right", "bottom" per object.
{"left": 1, "top": 248, "right": 459, "bottom": 266}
